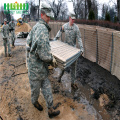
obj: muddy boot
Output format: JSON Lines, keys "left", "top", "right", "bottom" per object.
{"left": 71, "top": 83, "right": 78, "bottom": 90}
{"left": 8, "top": 54, "right": 12, "bottom": 57}
{"left": 33, "top": 101, "right": 43, "bottom": 111}
{"left": 48, "top": 107, "right": 60, "bottom": 118}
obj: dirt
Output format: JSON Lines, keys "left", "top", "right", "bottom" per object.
{"left": 0, "top": 32, "right": 120, "bottom": 120}
{"left": 76, "top": 56, "right": 120, "bottom": 120}
{"left": 0, "top": 34, "right": 97, "bottom": 120}
{"left": 15, "top": 23, "right": 31, "bottom": 35}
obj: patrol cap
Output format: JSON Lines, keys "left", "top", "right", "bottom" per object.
{"left": 69, "top": 11, "right": 76, "bottom": 19}
{"left": 41, "top": 3, "right": 53, "bottom": 18}
{"left": 4, "top": 18, "right": 7, "bottom": 22}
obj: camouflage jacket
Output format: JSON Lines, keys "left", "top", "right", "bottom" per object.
{"left": 2, "top": 24, "right": 9, "bottom": 38}
{"left": 9, "top": 21, "right": 15, "bottom": 29}
{"left": 54, "top": 22, "right": 84, "bottom": 52}
{"left": 26, "top": 19, "right": 53, "bottom": 80}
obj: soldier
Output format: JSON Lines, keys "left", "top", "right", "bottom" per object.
{"left": 54, "top": 11, "right": 84, "bottom": 89}
{"left": 2, "top": 18, "right": 11, "bottom": 57}
{"left": 26, "top": 3, "right": 60, "bottom": 118}
{"left": 9, "top": 18, "right": 16, "bottom": 47}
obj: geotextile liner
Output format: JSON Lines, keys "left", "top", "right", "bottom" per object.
{"left": 28, "top": 21, "right": 120, "bottom": 80}
{"left": 112, "top": 32, "right": 120, "bottom": 80}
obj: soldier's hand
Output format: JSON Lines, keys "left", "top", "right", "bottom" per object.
{"left": 53, "top": 38, "right": 56, "bottom": 41}
{"left": 81, "top": 51, "right": 83, "bottom": 56}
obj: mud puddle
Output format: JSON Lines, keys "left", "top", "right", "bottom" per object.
{"left": 78, "top": 84, "right": 111, "bottom": 120}
{"left": 53, "top": 68, "right": 111, "bottom": 120}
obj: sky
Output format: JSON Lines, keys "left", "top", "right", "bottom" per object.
{"left": 0, "top": 0, "right": 117, "bottom": 20}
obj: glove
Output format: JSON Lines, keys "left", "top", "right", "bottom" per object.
{"left": 53, "top": 38, "right": 56, "bottom": 41}
{"left": 53, "top": 38, "right": 57, "bottom": 41}
{"left": 81, "top": 51, "right": 83, "bottom": 56}
{"left": 52, "top": 55, "right": 57, "bottom": 68}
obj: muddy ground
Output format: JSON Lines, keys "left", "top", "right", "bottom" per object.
{"left": 0, "top": 32, "right": 120, "bottom": 120}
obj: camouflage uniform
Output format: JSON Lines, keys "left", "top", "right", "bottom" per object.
{"left": 54, "top": 22, "right": 84, "bottom": 84}
{"left": 26, "top": 19, "right": 53, "bottom": 108}
{"left": 9, "top": 21, "right": 15, "bottom": 46}
{"left": 2, "top": 22, "right": 11, "bottom": 56}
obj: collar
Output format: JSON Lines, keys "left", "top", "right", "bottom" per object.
{"left": 39, "top": 19, "right": 51, "bottom": 32}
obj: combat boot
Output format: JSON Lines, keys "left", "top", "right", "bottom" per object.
{"left": 8, "top": 54, "right": 12, "bottom": 57}
{"left": 48, "top": 107, "right": 60, "bottom": 118}
{"left": 33, "top": 101, "right": 43, "bottom": 111}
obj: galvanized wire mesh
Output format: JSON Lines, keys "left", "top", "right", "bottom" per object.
{"left": 97, "top": 31, "right": 112, "bottom": 71}
{"left": 28, "top": 22, "right": 120, "bottom": 80}
{"left": 49, "top": 22, "right": 113, "bottom": 72}
{"left": 112, "top": 32, "right": 120, "bottom": 79}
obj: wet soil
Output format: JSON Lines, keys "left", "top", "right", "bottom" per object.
{"left": 76, "top": 56, "right": 120, "bottom": 120}
{"left": 0, "top": 32, "right": 120, "bottom": 120}
{"left": 0, "top": 35, "right": 97, "bottom": 120}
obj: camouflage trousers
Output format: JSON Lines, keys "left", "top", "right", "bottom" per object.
{"left": 3, "top": 38, "right": 11, "bottom": 55}
{"left": 26, "top": 50, "right": 29, "bottom": 69}
{"left": 59, "top": 60, "right": 77, "bottom": 84}
{"left": 11, "top": 31, "right": 15, "bottom": 46}
{"left": 29, "top": 77, "right": 53, "bottom": 109}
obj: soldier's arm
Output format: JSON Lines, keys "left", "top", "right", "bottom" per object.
{"left": 36, "top": 27, "right": 53, "bottom": 63}
{"left": 8, "top": 25, "right": 10, "bottom": 35}
{"left": 26, "top": 30, "right": 33, "bottom": 50}
{"left": 1, "top": 26, "right": 5, "bottom": 38}
{"left": 54, "top": 25, "right": 64, "bottom": 41}
{"left": 9, "top": 22, "right": 11, "bottom": 28}
{"left": 76, "top": 26, "right": 84, "bottom": 53}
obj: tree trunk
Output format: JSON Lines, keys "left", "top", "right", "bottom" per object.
{"left": 85, "top": 0, "right": 87, "bottom": 19}
{"left": 38, "top": 0, "right": 40, "bottom": 20}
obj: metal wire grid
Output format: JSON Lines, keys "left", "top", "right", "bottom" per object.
{"left": 48, "top": 22, "right": 118, "bottom": 75}
{"left": 28, "top": 22, "right": 120, "bottom": 80}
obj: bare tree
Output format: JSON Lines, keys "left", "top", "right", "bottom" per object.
{"left": 45, "top": 0, "right": 68, "bottom": 20}
{"left": 0, "top": 5, "right": 4, "bottom": 24}
{"left": 117, "top": 0, "right": 120, "bottom": 22}
{"left": 91, "top": 0, "right": 98, "bottom": 19}
{"left": 71, "top": 0, "right": 98, "bottom": 19}
{"left": 87, "top": 0, "right": 92, "bottom": 12}
{"left": 72, "top": 0, "right": 85, "bottom": 19}
{"left": 109, "top": 6, "right": 117, "bottom": 22}
{"left": 70, "top": 0, "right": 86, "bottom": 19}
{"left": 101, "top": 4, "right": 108, "bottom": 20}
{"left": 59, "top": 2, "right": 68, "bottom": 20}
{"left": 27, "top": 0, "right": 38, "bottom": 20}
